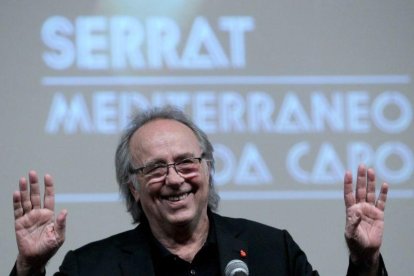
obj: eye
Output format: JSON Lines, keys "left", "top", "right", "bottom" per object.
{"left": 179, "top": 158, "right": 196, "bottom": 165}
{"left": 143, "top": 163, "right": 166, "bottom": 175}
{"left": 176, "top": 158, "right": 199, "bottom": 174}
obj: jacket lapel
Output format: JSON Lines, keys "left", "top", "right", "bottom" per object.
{"left": 119, "top": 224, "right": 155, "bottom": 276}
{"left": 213, "top": 214, "right": 249, "bottom": 275}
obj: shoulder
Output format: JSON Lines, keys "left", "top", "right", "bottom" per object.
{"left": 210, "top": 213, "right": 316, "bottom": 274}
{"left": 73, "top": 227, "right": 140, "bottom": 254}
{"left": 212, "top": 212, "right": 291, "bottom": 242}
{"left": 212, "top": 212, "right": 283, "bottom": 231}
{"left": 63, "top": 225, "right": 147, "bottom": 265}
{"left": 59, "top": 226, "right": 147, "bottom": 274}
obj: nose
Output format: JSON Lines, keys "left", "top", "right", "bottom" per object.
{"left": 165, "top": 164, "right": 184, "bottom": 186}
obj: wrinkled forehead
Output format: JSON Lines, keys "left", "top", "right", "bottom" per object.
{"left": 129, "top": 119, "right": 202, "bottom": 163}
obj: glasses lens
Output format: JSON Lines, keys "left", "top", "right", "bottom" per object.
{"left": 176, "top": 158, "right": 200, "bottom": 175}
{"left": 143, "top": 163, "right": 167, "bottom": 178}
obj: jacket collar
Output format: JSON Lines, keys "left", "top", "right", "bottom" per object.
{"left": 117, "top": 212, "right": 247, "bottom": 276}
{"left": 118, "top": 223, "right": 155, "bottom": 276}
{"left": 212, "top": 213, "right": 249, "bottom": 275}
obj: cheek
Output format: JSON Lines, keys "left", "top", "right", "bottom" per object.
{"left": 188, "top": 170, "right": 209, "bottom": 188}
{"left": 141, "top": 182, "right": 163, "bottom": 197}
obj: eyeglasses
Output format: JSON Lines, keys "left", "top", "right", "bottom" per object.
{"left": 129, "top": 154, "right": 206, "bottom": 181}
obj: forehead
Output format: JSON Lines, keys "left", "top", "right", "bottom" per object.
{"left": 129, "top": 119, "right": 201, "bottom": 162}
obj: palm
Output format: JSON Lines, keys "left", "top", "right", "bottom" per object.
{"left": 345, "top": 203, "right": 383, "bottom": 252}
{"left": 15, "top": 208, "right": 61, "bottom": 261}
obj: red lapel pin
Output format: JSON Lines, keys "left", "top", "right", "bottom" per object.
{"left": 240, "top": 249, "right": 247, "bottom": 258}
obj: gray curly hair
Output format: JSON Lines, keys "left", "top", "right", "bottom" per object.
{"left": 115, "top": 106, "right": 220, "bottom": 223}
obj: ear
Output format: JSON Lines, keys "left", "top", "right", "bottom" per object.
{"left": 128, "top": 182, "right": 140, "bottom": 202}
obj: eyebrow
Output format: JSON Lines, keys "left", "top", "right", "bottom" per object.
{"left": 142, "top": 152, "right": 197, "bottom": 166}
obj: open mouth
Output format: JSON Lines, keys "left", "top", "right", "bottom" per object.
{"left": 162, "top": 192, "right": 191, "bottom": 202}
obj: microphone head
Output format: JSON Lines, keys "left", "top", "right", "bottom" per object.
{"left": 224, "top": 259, "right": 249, "bottom": 276}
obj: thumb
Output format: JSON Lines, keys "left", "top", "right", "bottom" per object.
{"left": 55, "top": 209, "right": 67, "bottom": 244}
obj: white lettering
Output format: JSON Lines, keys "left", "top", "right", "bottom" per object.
{"left": 234, "top": 143, "right": 272, "bottom": 185}
{"left": 44, "top": 91, "right": 413, "bottom": 135}
{"left": 312, "top": 143, "right": 345, "bottom": 184}
{"left": 276, "top": 93, "right": 311, "bottom": 133}
{"left": 312, "top": 92, "right": 344, "bottom": 132}
{"left": 93, "top": 92, "right": 118, "bottom": 134}
{"left": 45, "top": 93, "right": 93, "bottom": 134}
{"left": 372, "top": 91, "right": 412, "bottom": 133}
{"left": 193, "top": 92, "right": 217, "bottom": 133}
{"left": 347, "top": 142, "right": 374, "bottom": 173}
{"left": 219, "top": 16, "right": 254, "bottom": 68}
{"left": 110, "top": 16, "right": 145, "bottom": 69}
{"left": 287, "top": 141, "right": 310, "bottom": 183}
{"left": 213, "top": 143, "right": 236, "bottom": 185}
{"left": 119, "top": 92, "right": 150, "bottom": 129}
{"left": 288, "top": 141, "right": 413, "bottom": 184}
{"left": 42, "top": 16, "right": 253, "bottom": 70}
{"left": 76, "top": 16, "right": 108, "bottom": 70}
{"left": 247, "top": 92, "right": 275, "bottom": 133}
{"left": 219, "top": 92, "right": 245, "bottom": 132}
{"left": 182, "top": 17, "right": 228, "bottom": 69}
{"left": 42, "top": 16, "right": 75, "bottom": 70}
{"left": 376, "top": 142, "right": 413, "bottom": 183}
{"left": 146, "top": 17, "right": 180, "bottom": 69}
{"left": 347, "top": 92, "right": 370, "bottom": 133}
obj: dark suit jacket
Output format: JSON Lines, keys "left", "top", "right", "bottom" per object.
{"left": 56, "top": 213, "right": 318, "bottom": 275}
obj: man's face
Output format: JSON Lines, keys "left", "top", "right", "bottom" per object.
{"left": 129, "top": 119, "right": 210, "bottom": 229}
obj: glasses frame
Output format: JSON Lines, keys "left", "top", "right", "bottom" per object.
{"left": 129, "top": 153, "right": 206, "bottom": 180}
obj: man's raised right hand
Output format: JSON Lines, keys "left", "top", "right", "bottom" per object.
{"left": 13, "top": 171, "right": 67, "bottom": 276}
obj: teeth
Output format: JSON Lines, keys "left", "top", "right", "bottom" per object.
{"left": 166, "top": 192, "right": 189, "bottom": 202}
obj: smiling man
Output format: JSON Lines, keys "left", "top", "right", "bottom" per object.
{"left": 127, "top": 118, "right": 212, "bottom": 263}
{"left": 12, "top": 106, "right": 388, "bottom": 276}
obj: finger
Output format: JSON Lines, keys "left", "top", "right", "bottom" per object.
{"left": 376, "top": 182, "right": 389, "bottom": 211}
{"left": 43, "top": 174, "right": 55, "bottom": 211}
{"left": 344, "top": 170, "right": 355, "bottom": 209}
{"left": 13, "top": 191, "right": 24, "bottom": 220}
{"left": 29, "top": 170, "right": 41, "bottom": 209}
{"left": 366, "top": 168, "right": 376, "bottom": 205}
{"left": 356, "top": 164, "right": 367, "bottom": 203}
{"left": 55, "top": 209, "right": 68, "bottom": 244}
{"left": 19, "top": 176, "right": 32, "bottom": 214}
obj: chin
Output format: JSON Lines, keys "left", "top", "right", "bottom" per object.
{"left": 166, "top": 210, "right": 197, "bottom": 226}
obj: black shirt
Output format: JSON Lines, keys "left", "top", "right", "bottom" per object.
{"left": 145, "top": 215, "right": 220, "bottom": 276}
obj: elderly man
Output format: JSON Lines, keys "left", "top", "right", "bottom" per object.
{"left": 12, "top": 106, "right": 388, "bottom": 275}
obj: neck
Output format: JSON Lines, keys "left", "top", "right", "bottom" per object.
{"left": 149, "top": 213, "right": 210, "bottom": 262}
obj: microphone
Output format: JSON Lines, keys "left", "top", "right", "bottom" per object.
{"left": 224, "top": 259, "right": 249, "bottom": 276}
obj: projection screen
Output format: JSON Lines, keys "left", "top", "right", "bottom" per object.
{"left": 1, "top": 1, "right": 413, "bottom": 274}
